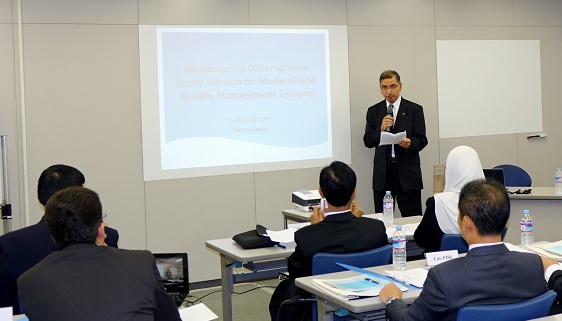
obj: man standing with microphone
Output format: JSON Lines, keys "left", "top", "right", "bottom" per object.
{"left": 364, "top": 70, "right": 427, "bottom": 217}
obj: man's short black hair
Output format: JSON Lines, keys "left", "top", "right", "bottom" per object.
{"left": 37, "top": 164, "right": 85, "bottom": 206}
{"left": 319, "top": 161, "right": 356, "bottom": 207}
{"left": 45, "top": 186, "right": 102, "bottom": 248}
{"left": 458, "top": 178, "right": 510, "bottom": 236}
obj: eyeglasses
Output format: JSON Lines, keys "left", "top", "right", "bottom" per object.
{"left": 380, "top": 84, "right": 400, "bottom": 91}
{"left": 102, "top": 213, "right": 108, "bottom": 220}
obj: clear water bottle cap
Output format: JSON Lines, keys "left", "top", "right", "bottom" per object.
{"left": 523, "top": 209, "right": 529, "bottom": 214}
{"left": 557, "top": 168, "right": 561, "bottom": 170}
{"left": 396, "top": 225, "right": 402, "bottom": 230}
{"left": 386, "top": 191, "right": 391, "bottom": 195}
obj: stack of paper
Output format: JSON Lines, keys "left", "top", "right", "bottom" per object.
{"left": 313, "top": 274, "right": 409, "bottom": 300}
{"left": 313, "top": 276, "right": 386, "bottom": 299}
{"left": 383, "top": 268, "right": 428, "bottom": 288}
{"left": 528, "top": 241, "right": 562, "bottom": 261}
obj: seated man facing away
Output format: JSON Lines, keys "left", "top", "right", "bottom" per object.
{"left": 379, "top": 178, "right": 548, "bottom": 321}
{"left": 541, "top": 256, "right": 562, "bottom": 314}
{"left": 0, "top": 164, "right": 119, "bottom": 314}
{"left": 18, "top": 187, "right": 180, "bottom": 321}
{"left": 270, "top": 160, "right": 389, "bottom": 321}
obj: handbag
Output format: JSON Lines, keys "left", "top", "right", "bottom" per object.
{"left": 233, "top": 225, "right": 279, "bottom": 249}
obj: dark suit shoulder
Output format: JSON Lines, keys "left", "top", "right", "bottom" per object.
{"left": 401, "top": 98, "right": 424, "bottom": 109}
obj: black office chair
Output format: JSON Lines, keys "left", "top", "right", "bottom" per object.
{"left": 493, "top": 164, "right": 532, "bottom": 187}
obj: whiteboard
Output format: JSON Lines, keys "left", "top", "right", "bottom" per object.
{"left": 436, "top": 40, "right": 543, "bottom": 138}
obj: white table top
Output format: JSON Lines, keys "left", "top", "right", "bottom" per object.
{"left": 205, "top": 238, "right": 294, "bottom": 262}
{"left": 295, "top": 259, "right": 427, "bottom": 314}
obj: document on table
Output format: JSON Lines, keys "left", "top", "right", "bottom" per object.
{"left": 540, "top": 240, "right": 562, "bottom": 256}
{"left": 313, "top": 276, "right": 385, "bottom": 300}
{"left": 386, "top": 223, "right": 419, "bottom": 236}
{"left": 384, "top": 268, "right": 429, "bottom": 288}
{"left": 527, "top": 242, "right": 562, "bottom": 261}
{"left": 379, "top": 131, "right": 407, "bottom": 146}
{"left": 179, "top": 303, "right": 218, "bottom": 321}
{"left": 0, "top": 307, "right": 11, "bottom": 321}
{"left": 266, "top": 228, "right": 298, "bottom": 243}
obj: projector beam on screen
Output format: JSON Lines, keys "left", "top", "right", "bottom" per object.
{"left": 139, "top": 25, "right": 351, "bottom": 181}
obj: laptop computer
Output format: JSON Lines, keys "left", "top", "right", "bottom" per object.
{"left": 483, "top": 168, "right": 505, "bottom": 185}
{"left": 154, "top": 253, "right": 189, "bottom": 307}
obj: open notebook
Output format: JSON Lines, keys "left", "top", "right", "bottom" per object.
{"left": 154, "top": 253, "right": 189, "bottom": 307}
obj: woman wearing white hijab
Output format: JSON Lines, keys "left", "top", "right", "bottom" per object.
{"left": 414, "top": 146, "right": 484, "bottom": 252}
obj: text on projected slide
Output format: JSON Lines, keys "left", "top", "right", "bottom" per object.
{"left": 157, "top": 28, "right": 332, "bottom": 169}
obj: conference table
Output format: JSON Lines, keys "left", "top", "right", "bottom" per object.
{"left": 505, "top": 187, "right": 562, "bottom": 244}
{"left": 295, "top": 259, "right": 427, "bottom": 321}
{"left": 296, "top": 241, "right": 562, "bottom": 321}
{"left": 205, "top": 213, "right": 422, "bottom": 321}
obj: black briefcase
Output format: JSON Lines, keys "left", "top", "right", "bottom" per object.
{"left": 232, "top": 225, "right": 279, "bottom": 249}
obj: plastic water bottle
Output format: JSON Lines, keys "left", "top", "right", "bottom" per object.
{"left": 383, "top": 191, "right": 394, "bottom": 225}
{"left": 520, "top": 209, "right": 533, "bottom": 247}
{"left": 392, "top": 225, "right": 406, "bottom": 270}
{"left": 555, "top": 168, "right": 562, "bottom": 195}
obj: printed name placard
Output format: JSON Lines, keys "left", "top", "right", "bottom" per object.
{"left": 425, "top": 250, "right": 459, "bottom": 266}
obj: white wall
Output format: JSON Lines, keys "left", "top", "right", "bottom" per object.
{"left": 1, "top": 0, "right": 562, "bottom": 282}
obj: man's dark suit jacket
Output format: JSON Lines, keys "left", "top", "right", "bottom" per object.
{"left": 548, "top": 270, "right": 562, "bottom": 315}
{"left": 0, "top": 218, "right": 119, "bottom": 314}
{"left": 385, "top": 244, "right": 548, "bottom": 321}
{"left": 270, "top": 211, "right": 389, "bottom": 321}
{"left": 363, "top": 98, "right": 427, "bottom": 193}
{"left": 18, "top": 244, "right": 180, "bottom": 321}
{"left": 288, "top": 211, "right": 389, "bottom": 278}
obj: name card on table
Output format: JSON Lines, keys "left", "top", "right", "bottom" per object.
{"left": 425, "top": 250, "right": 458, "bottom": 266}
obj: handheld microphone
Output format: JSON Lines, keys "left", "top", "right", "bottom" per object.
{"left": 386, "top": 105, "right": 393, "bottom": 132}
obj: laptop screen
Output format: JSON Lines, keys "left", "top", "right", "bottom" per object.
{"left": 154, "top": 253, "right": 189, "bottom": 295}
{"left": 483, "top": 168, "right": 505, "bottom": 186}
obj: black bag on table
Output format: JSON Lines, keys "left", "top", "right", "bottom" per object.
{"left": 232, "top": 225, "right": 279, "bottom": 249}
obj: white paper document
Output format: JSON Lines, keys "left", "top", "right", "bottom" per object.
{"left": 0, "top": 307, "right": 12, "bottom": 321}
{"left": 386, "top": 223, "right": 419, "bottom": 237}
{"left": 379, "top": 131, "right": 407, "bottom": 146}
{"left": 384, "top": 268, "right": 429, "bottom": 288}
{"left": 527, "top": 242, "right": 562, "bottom": 261}
{"left": 313, "top": 274, "right": 408, "bottom": 300}
{"left": 179, "top": 303, "right": 218, "bottom": 321}
{"left": 266, "top": 228, "right": 298, "bottom": 243}
{"left": 313, "top": 276, "right": 383, "bottom": 299}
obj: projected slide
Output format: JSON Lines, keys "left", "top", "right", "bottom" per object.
{"left": 140, "top": 26, "right": 351, "bottom": 180}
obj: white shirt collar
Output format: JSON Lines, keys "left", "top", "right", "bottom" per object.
{"left": 322, "top": 209, "right": 350, "bottom": 217}
{"left": 468, "top": 241, "right": 503, "bottom": 251}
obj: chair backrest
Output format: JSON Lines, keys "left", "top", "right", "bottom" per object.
{"left": 309, "top": 245, "right": 393, "bottom": 321}
{"left": 456, "top": 290, "right": 557, "bottom": 321}
{"left": 440, "top": 234, "right": 468, "bottom": 254}
{"left": 493, "top": 164, "right": 532, "bottom": 187}
{"left": 311, "top": 244, "right": 393, "bottom": 276}
{"left": 441, "top": 229, "right": 508, "bottom": 254}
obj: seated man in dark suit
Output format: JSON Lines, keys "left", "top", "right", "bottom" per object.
{"left": 270, "top": 161, "right": 389, "bottom": 321}
{"left": 18, "top": 187, "right": 180, "bottom": 321}
{"left": 0, "top": 164, "right": 119, "bottom": 314}
{"left": 379, "top": 178, "right": 548, "bottom": 321}
{"left": 541, "top": 256, "right": 562, "bottom": 314}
